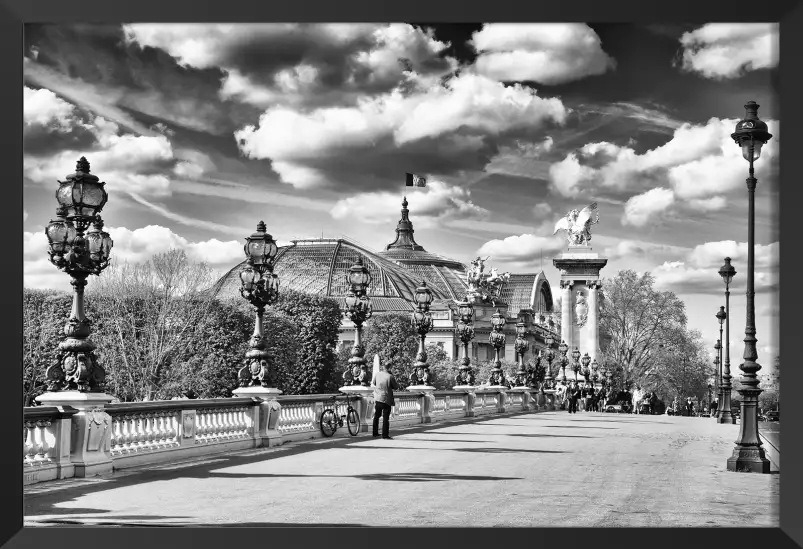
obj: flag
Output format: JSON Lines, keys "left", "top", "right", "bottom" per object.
{"left": 405, "top": 172, "right": 427, "bottom": 187}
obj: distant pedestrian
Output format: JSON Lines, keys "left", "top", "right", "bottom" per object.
{"left": 568, "top": 381, "right": 582, "bottom": 414}
{"left": 649, "top": 392, "right": 658, "bottom": 415}
{"left": 583, "top": 383, "right": 594, "bottom": 412}
{"left": 372, "top": 362, "right": 399, "bottom": 439}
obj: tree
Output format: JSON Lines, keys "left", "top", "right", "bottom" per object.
{"left": 271, "top": 290, "right": 342, "bottom": 394}
{"left": 87, "top": 249, "right": 222, "bottom": 401}
{"left": 160, "top": 299, "right": 300, "bottom": 398}
{"left": 599, "top": 270, "right": 687, "bottom": 390}
{"left": 23, "top": 289, "right": 71, "bottom": 406}
{"left": 362, "top": 313, "right": 419, "bottom": 385}
{"left": 644, "top": 327, "right": 712, "bottom": 404}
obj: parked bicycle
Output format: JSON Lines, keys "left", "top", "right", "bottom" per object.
{"left": 319, "top": 392, "right": 360, "bottom": 437}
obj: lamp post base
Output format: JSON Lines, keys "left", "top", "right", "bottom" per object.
{"left": 717, "top": 388, "right": 736, "bottom": 423}
{"left": 726, "top": 388, "right": 770, "bottom": 473}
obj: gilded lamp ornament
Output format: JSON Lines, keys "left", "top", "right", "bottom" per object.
{"left": 43, "top": 157, "right": 113, "bottom": 393}
{"left": 343, "top": 257, "right": 373, "bottom": 387}
{"left": 409, "top": 281, "right": 435, "bottom": 387}
{"left": 237, "top": 221, "right": 280, "bottom": 389}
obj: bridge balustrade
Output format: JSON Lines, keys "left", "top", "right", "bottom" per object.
{"left": 22, "top": 388, "right": 538, "bottom": 486}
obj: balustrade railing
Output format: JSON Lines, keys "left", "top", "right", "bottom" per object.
{"left": 24, "top": 387, "right": 533, "bottom": 486}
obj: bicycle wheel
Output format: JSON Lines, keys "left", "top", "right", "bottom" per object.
{"left": 346, "top": 408, "right": 360, "bottom": 436}
{"left": 320, "top": 408, "right": 338, "bottom": 437}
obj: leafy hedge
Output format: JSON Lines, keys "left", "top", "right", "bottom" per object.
{"left": 23, "top": 287, "right": 341, "bottom": 402}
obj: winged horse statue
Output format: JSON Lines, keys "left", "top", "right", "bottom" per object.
{"left": 553, "top": 203, "right": 600, "bottom": 246}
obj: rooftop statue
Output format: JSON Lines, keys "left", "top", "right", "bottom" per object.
{"left": 466, "top": 256, "right": 510, "bottom": 305}
{"left": 553, "top": 202, "right": 600, "bottom": 246}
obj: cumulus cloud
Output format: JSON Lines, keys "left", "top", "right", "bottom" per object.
{"left": 652, "top": 240, "right": 778, "bottom": 295}
{"left": 330, "top": 180, "right": 487, "bottom": 227}
{"left": 470, "top": 24, "right": 616, "bottom": 85}
{"left": 236, "top": 72, "right": 567, "bottom": 189}
{"left": 685, "top": 240, "right": 778, "bottom": 270}
{"left": 476, "top": 233, "right": 565, "bottom": 264}
{"left": 24, "top": 90, "right": 214, "bottom": 199}
{"left": 548, "top": 117, "right": 779, "bottom": 209}
{"left": 24, "top": 87, "right": 78, "bottom": 130}
{"left": 678, "top": 23, "right": 778, "bottom": 79}
{"left": 24, "top": 225, "right": 243, "bottom": 291}
{"left": 622, "top": 188, "right": 675, "bottom": 227}
{"left": 123, "top": 23, "right": 458, "bottom": 109}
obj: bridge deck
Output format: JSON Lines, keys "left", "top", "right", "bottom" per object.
{"left": 24, "top": 411, "right": 779, "bottom": 527}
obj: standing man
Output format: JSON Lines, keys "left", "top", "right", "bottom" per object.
{"left": 583, "top": 383, "right": 595, "bottom": 412}
{"left": 568, "top": 381, "right": 582, "bottom": 414}
{"left": 372, "top": 362, "right": 399, "bottom": 439}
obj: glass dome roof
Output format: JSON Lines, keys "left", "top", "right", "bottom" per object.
{"left": 213, "top": 238, "right": 452, "bottom": 303}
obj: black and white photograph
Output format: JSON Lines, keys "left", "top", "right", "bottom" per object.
{"left": 21, "top": 21, "right": 781, "bottom": 528}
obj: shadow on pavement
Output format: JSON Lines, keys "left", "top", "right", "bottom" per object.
{"left": 340, "top": 445, "right": 567, "bottom": 455}
{"left": 30, "top": 518, "right": 366, "bottom": 527}
{"left": 25, "top": 410, "right": 537, "bottom": 520}
{"left": 417, "top": 431, "right": 596, "bottom": 439}
{"left": 208, "top": 472, "right": 524, "bottom": 482}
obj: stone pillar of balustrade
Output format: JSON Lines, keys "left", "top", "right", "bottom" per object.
{"left": 35, "top": 392, "right": 115, "bottom": 478}
{"left": 507, "top": 387, "right": 532, "bottom": 411}
{"left": 409, "top": 387, "right": 435, "bottom": 424}
{"left": 234, "top": 386, "right": 284, "bottom": 446}
{"left": 339, "top": 385, "right": 374, "bottom": 434}
{"left": 487, "top": 387, "right": 507, "bottom": 413}
{"left": 455, "top": 388, "right": 476, "bottom": 417}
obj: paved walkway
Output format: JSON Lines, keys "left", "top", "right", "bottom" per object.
{"left": 24, "top": 411, "right": 779, "bottom": 527}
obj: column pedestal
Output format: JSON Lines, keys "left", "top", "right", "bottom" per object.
{"left": 35, "top": 391, "right": 115, "bottom": 478}
{"left": 408, "top": 385, "right": 437, "bottom": 423}
{"left": 453, "top": 386, "right": 477, "bottom": 416}
{"left": 339, "top": 385, "right": 375, "bottom": 433}
{"left": 233, "top": 386, "right": 283, "bottom": 446}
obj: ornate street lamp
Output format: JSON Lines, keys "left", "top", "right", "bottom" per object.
{"left": 708, "top": 383, "right": 713, "bottom": 414}
{"left": 558, "top": 340, "right": 569, "bottom": 383}
{"left": 571, "top": 346, "right": 581, "bottom": 382}
{"left": 544, "top": 334, "right": 555, "bottom": 388}
{"left": 237, "top": 221, "right": 280, "bottom": 389}
{"left": 454, "top": 299, "right": 476, "bottom": 386}
{"left": 727, "top": 101, "right": 772, "bottom": 473}
{"left": 718, "top": 258, "right": 737, "bottom": 424}
{"left": 409, "top": 281, "right": 434, "bottom": 387}
{"left": 715, "top": 307, "right": 733, "bottom": 422}
{"left": 487, "top": 309, "right": 508, "bottom": 386}
{"left": 514, "top": 319, "right": 529, "bottom": 387}
{"left": 42, "top": 157, "right": 113, "bottom": 393}
{"left": 581, "top": 353, "right": 592, "bottom": 382}
{"left": 342, "top": 258, "right": 373, "bottom": 387}
{"left": 713, "top": 337, "right": 722, "bottom": 416}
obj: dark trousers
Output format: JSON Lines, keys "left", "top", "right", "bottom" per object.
{"left": 373, "top": 401, "right": 392, "bottom": 437}
{"left": 568, "top": 398, "right": 579, "bottom": 413}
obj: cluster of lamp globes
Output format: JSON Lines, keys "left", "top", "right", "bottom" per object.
{"left": 45, "top": 157, "right": 114, "bottom": 277}
{"left": 239, "top": 221, "right": 280, "bottom": 308}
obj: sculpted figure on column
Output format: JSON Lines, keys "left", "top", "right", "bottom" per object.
{"left": 553, "top": 203, "right": 600, "bottom": 246}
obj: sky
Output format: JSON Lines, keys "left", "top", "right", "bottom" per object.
{"left": 22, "top": 22, "right": 780, "bottom": 375}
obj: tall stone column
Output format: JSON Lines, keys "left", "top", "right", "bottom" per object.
{"left": 586, "top": 280, "right": 600, "bottom": 362}
{"left": 561, "top": 280, "right": 573, "bottom": 349}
